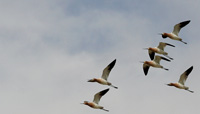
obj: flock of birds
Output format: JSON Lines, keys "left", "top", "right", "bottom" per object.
{"left": 81, "top": 20, "right": 194, "bottom": 112}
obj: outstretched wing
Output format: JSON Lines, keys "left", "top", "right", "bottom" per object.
{"left": 148, "top": 50, "right": 155, "bottom": 60}
{"left": 101, "top": 59, "right": 116, "bottom": 80}
{"left": 178, "top": 66, "right": 193, "bottom": 85}
{"left": 93, "top": 88, "right": 109, "bottom": 104}
{"left": 154, "top": 56, "right": 170, "bottom": 64}
{"left": 172, "top": 20, "right": 190, "bottom": 36}
{"left": 143, "top": 63, "right": 150, "bottom": 76}
{"left": 158, "top": 42, "right": 175, "bottom": 50}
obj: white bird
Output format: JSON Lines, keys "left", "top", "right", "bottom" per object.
{"left": 144, "top": 42, "right": 175, "bottom": 60}
{"left": 167, "top": 66, "right": 194, "bottom": 93}
{"left": 160, "top": 20, "right": 190, "bottom": 44}
{"left": 141, "top": 55, "right": 170, "bottom": 76}
{"left": 88, "top": 59, "right": 118, "bottom": 89}
{"left": 81, "top": 88, "right": 109, "bottom": 112}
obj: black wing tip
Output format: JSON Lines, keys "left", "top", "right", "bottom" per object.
{"left": 185, "top": 66, "right": 193, "bottom": 75}
{"left": 166, "top": 43, "right": 175, "bottom": 47}
{"left": 186, "top": 20, "right": 191, "bottom": 23}
{"left": 161, "top": 56, "right": 171, "bottom": 62}
{"left": 181, "top": 20, "right": 191, "bottom": 23}
{"left": 107, "top": 59, "right": 116, "bottom": 70}
{"left": 188, "top": 66, "right": 193, "bottom": 71}
{"left": 100, "top": 88, "right": 110, "bottom": 95}
{"left": 103, "top": 88, "right": 110, "bottom": 92}
{"left": 149, "top": 52, "right": 155, "bottom": 60}
{"left": 180, "top": 20, "right": 191, "bottom": 27}
{"left": 143, "top": 65, "right": 149, "bottom": 76}
{"left": 111, "top": 59, "right": 116, "bottom": 65}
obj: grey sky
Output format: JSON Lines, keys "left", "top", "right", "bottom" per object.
{"left": 0, "top": 0, "right": 199, "bottom": 114}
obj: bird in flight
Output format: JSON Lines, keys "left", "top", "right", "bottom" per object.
{"left": 81, "top": 88, "right": 110, "bottom": 112}
{"left": 159, "top": 20, "right": 190, "bottom": 44}
{"left": 144, "top": 42, "right": 175, "bottom": 60}
{"left": 166, "top": 66, "right": 194, "bottom": 93}
{"left": 141, "top": 55, "right": 170, "bottom": 76}
{"left": 88, "top": 59, "right": 118, "bottom": 89}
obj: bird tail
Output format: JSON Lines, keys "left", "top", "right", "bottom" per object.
{"left": 181, "top": 40, "right": 187, "bottom": 44}
{"left": 187, "top": 89, "right": 194, "bottom": 93}
{"left": 163, "top": 68, "right": 169, "bottom": 71}
{"left": 101, "top": 108, "right": 109, "bottom": 112}
{"left": 110, "top": 85, "right": 118, "bottom": 89}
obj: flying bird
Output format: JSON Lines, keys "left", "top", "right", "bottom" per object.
{"left": 141, "top": 55, "right": 170, "bottom": 76}
{"left": 166, "top": 66, "right": 194, "bottom": 93}
{"left": 144, "top": 42, "right": 175, "bottom": 60}
{"left": 88, "top": 59, "right": 118, "bottom": 89}
{"left": 160, "top": 20, "right": 190, "bottom": 44}
{"left": 81, "top": 88, "right": 110, "bottom": 112}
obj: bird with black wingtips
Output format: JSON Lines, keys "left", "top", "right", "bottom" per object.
{"left": 88, "top": 59, "right": 118, "bottom": 89}
{"left": 144, "top": 42, "right": 175, "bottom": 60}
{"left": 141, "top": 55, "right": 170, "bottom": 76}
{"left": 159, "top": 20, "right": 190, "bottom": 44}
{"left": 166, "top": 66, "right": 194, "bottom": 93}
{"left": 81, "top": 88, "right": 110, "bottom": 112}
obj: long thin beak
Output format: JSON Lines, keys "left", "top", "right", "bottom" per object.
{"left": 139, "top": 61, "right": 144, "bottom": 63}
{"left": 143, "top": 48, "right": 149, "bottom": 50}
{"left": 101, "top": 109, "right": 109, "bottom": 112}
{"left": 158, "top": 33, "right": 162, "bottom": 35}
{"left": 80, "top": 103, "right": 84, "bottom": 104}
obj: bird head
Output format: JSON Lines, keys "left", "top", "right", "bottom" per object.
{"left": 158, "top": 33, "right": 167, "bottom": 38}
{"left": 166, "top": 83, "right": 173, "bottom": 86}
{"left": 81, "top": 101, "right": 89, "bottom": 105}
{"left": 88, "top": 78, "right": 96, "bottom": 82}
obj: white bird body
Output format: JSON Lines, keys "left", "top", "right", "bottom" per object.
{"left": 82, "top": 88, "right": 110, "bottom": 112}
{"left": 84, "top": 102, "right": 104, "bottom": 109}
{"left": 153, "top": 47, "right": 166, "bottom": 55}
{"left": 161, "top": 20, "right": 190, "bottom": 44}
{"left": 142, "top": 55, "right": 170, "bottom": 76}
{"left": 145, "top": 61, "right": 162, "bottom": 68}
{"left": 149, "top": 47, "right": 166, "bottom": 54}
{"left": 147, "top": 42, "right": 175, "bottom": 60}
{"left": 167, "top": 66, "right": 193, "bottom": 93}
{"left": 88, "top": 59, "right": 118, "bottom": 89}
{"left": 168, "top": 82, "right": 188, "bottom": 89}
{"left": 90, "top": 78, "right": 109, "bottom": 85}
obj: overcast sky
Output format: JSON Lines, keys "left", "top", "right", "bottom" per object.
{"left": 0, "top": 0, "right": 200, "bottom": 114}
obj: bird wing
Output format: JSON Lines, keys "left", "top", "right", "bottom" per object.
{"left": 178, "top": 66, "right": 193, "bottom": 85}
{"left": 143, "top": 63, "right": 150, "bottom": 76}
{"left": 101, "top": 59, "right": 116, "bottom": 80}
{"left": 157, "top": 42, "right": 175, "bottom": 50}
{"left": 165, "top": 43, "right": 175, "bottom": 47}
{"left": 154, "top": 56, "right": 161, "bottom": 64}
{"left": 154, "top": 56, "right": 170, "bottom": 64}
{"left": 157, "top": 42, "right": 166, "bottom": 50}
{"left": 172, "top": 20, "right": 191, "bottom": 36}
{"left": 148, "top": 49, "right": 155, "bottom": 60}
{"left": 93, "top": 88, "right": 109, "bottom": 104}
